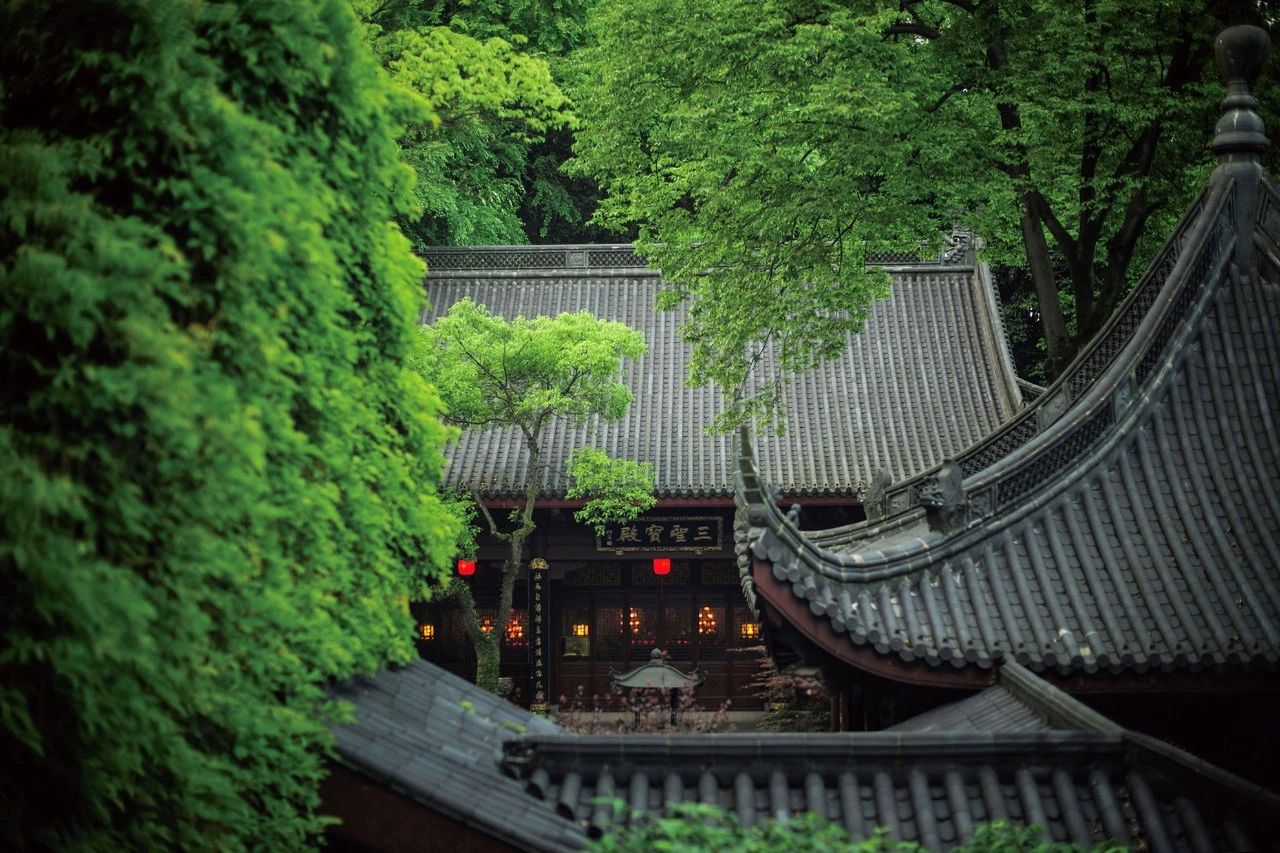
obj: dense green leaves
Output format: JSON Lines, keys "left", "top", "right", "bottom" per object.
{"left": 357, "top": 0, "right": 590, "bottom": 247}
{"left": 572, "top": 0, "right": 1266, "bottom": 420}
{"left": 567, "top": 448, "right": 657, "bottom": 535}
{"left": 0, "top": 0, "right": 458, "bottom": 847}
{"left": 417, "top": 299, "right": 646, "bottom": 433}
{"left": 591, "top": 805, "right": 1122, "bottom": 853}
{"left": 569, "top": 0, "right": 948, "bottom": 427}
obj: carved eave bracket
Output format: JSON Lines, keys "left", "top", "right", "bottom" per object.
{"left": 919, "top": 460, "right": 967, "bottom": 534}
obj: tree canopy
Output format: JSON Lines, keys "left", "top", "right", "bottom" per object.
{"left": 570, "top": 0, "right": 1272, "bottom": 422}
{"left": 357, "top": 0, "right": 602, "bottom": 247}
{"left": 413, "top": 299, "right": 652, "bottom": 688}
{"left": 0, "top": 0, "right": 458, "bottom": 846}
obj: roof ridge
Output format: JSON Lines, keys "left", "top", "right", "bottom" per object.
{"left": 997, "top": 661, "right": 1120, "bottom": 732}
{"left": 739, "top": 178, "right": 1242, "bottom": 576}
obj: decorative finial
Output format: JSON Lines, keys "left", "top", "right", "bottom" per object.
{"left": 1211, "top": 25, "right": 1271, "bottom": 159}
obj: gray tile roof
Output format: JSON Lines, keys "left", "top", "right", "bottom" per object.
{"left": 736, "top": 152, "right": 1280, "bottom": 679}
{"left": 330, "top": 661, "right": 587, "bottom": 852}
{"left": 334, "top": 659, "right": 1279, "bottom": 852}
{"left": 886, "top": 661, "right": 1118, "bottom": 734}
{"left": 423, "top": 246, "right": 1023, "bottom": 498}
{"left": 885, "top": 686, "right": 1050, "bottom": 733}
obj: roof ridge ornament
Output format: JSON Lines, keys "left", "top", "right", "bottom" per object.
{"left": 1211, "top": 25, "right": 1270, "bottom": 162}
{"left": 1211, "top": 25, "right": 1270, "bottom": 273}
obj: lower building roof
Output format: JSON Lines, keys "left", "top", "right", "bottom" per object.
{"left": 332, "top": 659, "right": 1280, "bottom": 852}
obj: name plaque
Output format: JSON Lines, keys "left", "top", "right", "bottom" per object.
{"left": 596, "top": 516, "right": 723, "bottom": 554}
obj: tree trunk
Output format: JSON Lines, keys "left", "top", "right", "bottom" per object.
{"left": 446, "top": 578, "right": 500, "bottom": 692}
{"left": 1020, "top": 199, "right": 1072, "bottom": 377}
{"left": 488, "top": 443, "right": 540, "bottom": 690}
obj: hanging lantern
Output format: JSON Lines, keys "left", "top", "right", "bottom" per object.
{"left": 698, "top": 606, "right": 718, "bottom": 635}
{"left": 457, "top": 558, "right": 476, "bottom": 576}
{"left": 418, "top": 623, "right": 436, "bottom": 641}
{"left": 652, "top": 557, "right": 671, "bottom": 576}
{"left": 740, "top": 622, "right": 761, "bottom": 640}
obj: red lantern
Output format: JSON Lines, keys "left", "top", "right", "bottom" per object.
{"left": 457, "top": 558, "right": 476, "bottom": 576}
{"left": 652, "top": 557, "right": 671, "bottom": 576}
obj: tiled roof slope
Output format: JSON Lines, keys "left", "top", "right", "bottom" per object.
{"left": 505, "top": 663, "right": 1278, "bottom": 850}
{"left": 330, "top": 661, "right": 586, "bottom": 852}
{"left": 334, "top": 659, "right": 1279, "bottom": 852}
{"left": 887, "top": 660, "right": 1118, "bottom": 733}
{"left": 736, "top": 39, "right": 1280, "bottom": 683}
{"left": 423, "top": 245, "right": 1022, "bottom": 498}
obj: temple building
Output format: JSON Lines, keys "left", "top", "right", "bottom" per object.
{"left": 414, "top": 238, "right": 1026, "bottom": 709}
{"left": 334, "top": 25, "right": 1280, "bottom": 852}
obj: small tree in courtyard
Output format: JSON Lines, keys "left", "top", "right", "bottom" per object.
{"left": 413, "top": 299, "right": 655, "bottom": 689}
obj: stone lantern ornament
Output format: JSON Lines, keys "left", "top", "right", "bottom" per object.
{"left": 609, "top": 648, "right": 705, "bottom": 726}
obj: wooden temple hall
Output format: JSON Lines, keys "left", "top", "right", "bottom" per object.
{"left": 414, "top": 227, "right": 1024, "bottom": 709}
{"left": 331, "top": 27, "right": 1280, "bottom": 849}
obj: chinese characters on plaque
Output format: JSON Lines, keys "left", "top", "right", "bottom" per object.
{"left": 597, "top": 516, "right": 723, "bottom": 554}
{"left": 528, "top": 558, "right": 551, "bottom": 712}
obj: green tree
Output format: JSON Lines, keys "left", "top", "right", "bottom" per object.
{"left": 0, "top": 0, "right": 458, "bottom": 847}
{"left": 356, "top": 0, "right": 597, "bottom": 247}
{"left": 571, "top": 0, "right": 1272, "bottom": 424}
{"left": 413, "top": 299, "right": 655, "bottom": 689}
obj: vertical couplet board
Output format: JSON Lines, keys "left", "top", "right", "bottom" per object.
{"left": 528, "top": 558, "right": 551, "bottom": 712}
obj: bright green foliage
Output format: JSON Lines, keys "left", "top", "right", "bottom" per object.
{"left": 419, "top": 300, "right": 646, "bottom": 431}
{"left": 356, "top": 0, "right": 587, "bottom": 247}
{"left": 414, "top": 299, "right": 648, "bottom": 688}
{"left": 590, "top": 805, "right": 1121, "bottom": 853}
{"left": 570, "top": 0, "right": 942, "bottom": 428}
{"left": 572, "top": 0, "right": 1265, "bottom": 420}
{"left": 567, "top": 448, "right": 657, "bottom": 535}
{"left": 0, "top": 0, "right": 459, "bottom": 847}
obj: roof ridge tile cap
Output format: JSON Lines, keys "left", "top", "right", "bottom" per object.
{"left": 996, "top": 661, "right": 1121, "bottom": 732}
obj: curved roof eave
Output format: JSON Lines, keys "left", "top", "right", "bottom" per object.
{"left": 738, "top": 110, "right": 1280, "bottom": 684}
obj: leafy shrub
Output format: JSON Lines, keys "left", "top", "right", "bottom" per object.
{"left": 0, "top": 0, "right": 458, "bottom": 847}
{"left": 591, "top": 803, "right": 1122, "bottom": 852}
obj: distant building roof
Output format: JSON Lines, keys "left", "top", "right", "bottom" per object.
{"left": 735, "top": 37, "right": 1280, "bottom": 685}
{"left": 423, "top": 244, "right": 1023, "bottom": 499}
{"left": 331, "top": 659, "right": 1280, "bottom": 851}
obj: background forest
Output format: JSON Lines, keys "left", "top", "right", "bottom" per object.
{"left": 0, "top": 0, "right": 1273, "bottom": 848}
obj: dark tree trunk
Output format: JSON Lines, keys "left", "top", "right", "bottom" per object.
{"left": 446, "top": 579, "right": 500, "bottom": 691}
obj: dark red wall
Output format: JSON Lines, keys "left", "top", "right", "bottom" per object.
{"left": 321, "top": 764, "right": 515, "bottom": 853}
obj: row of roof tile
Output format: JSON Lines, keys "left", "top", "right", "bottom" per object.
{"left": 423, "top": 248, "right": 1023, "bottom": 499}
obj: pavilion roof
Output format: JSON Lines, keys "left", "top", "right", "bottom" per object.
{"left": 734, "top": 37, "right": 1280, "bottom": 685}
{"left": 423, "top": 243, "right": 1023, "bottom": 500}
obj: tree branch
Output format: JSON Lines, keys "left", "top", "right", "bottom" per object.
{"left": 885, "top": 21, "right": 940, "bottom": 40}
{"left": 473, "top": 493, "right": 512, "bottom": 541}
{"left": 1031, "top": 191, "right": 1074, "bottom": 251}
